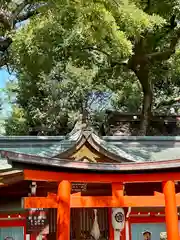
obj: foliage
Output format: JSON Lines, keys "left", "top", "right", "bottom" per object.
{"left": 5, "top": 105, "right": 28, "bottom": 135}
{"left": 5, "top": 61, "right": 111, "bottom": 135}
{"left": 0, "top": 0, "right": 48, "bottom": 68}
{"left": 5, "top": 0, "right": 180, "bottom": 135}
{"left": 12, "top": 0, "right": 165, "bottom": 65}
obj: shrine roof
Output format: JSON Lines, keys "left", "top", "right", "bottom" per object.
{"left": 0, "top": 132, "right": 180, "bottom": 170}
{"left": 2, "top": 150, "right": 180, "bottom": 173}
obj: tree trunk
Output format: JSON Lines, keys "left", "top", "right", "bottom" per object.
{"left": 139, "top": 88, "right": 153, "bottom": 135}
{"left": 129, "top": 52, "right": 153, "bottom": 135}
{"left": 134, "top": 64, "right": 152, "bottom": 136}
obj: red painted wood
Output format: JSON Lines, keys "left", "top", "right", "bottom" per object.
{"left": 0, "top": 219, "right": 25, "bottom": 227}
{"left": 24, "top": 169, "right": 180, "bottom": 183}
{"left": 0, "top": 213, "right": 27, "bottom": 219}
{"left": 108, "top": 208, "right": 114, "bottom": 240}
{"left": 24, "top": 194, "right": 180, "bottom": 208}
{"left": 130, "top": 216, "right": 166, "bottom": 223}
{"left": 57, "top": 180, "right": 71, "bottom": 240}
{"left": 163, "top": 181, "right": 179, "bottom": 240}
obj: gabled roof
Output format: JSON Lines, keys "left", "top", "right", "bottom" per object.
{"left": 0, "top": 129, "right": 139, "bottom": 171}
{"left": 1, "top": 129, "right": 180, "bottom": 171}
{"left": 2, "top": 150, "right": 180, "bottom": 173}
{"left": 39, "top": 129, "right": 138, "bottom": 162}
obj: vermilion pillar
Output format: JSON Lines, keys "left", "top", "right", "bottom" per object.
{"left": 57, "top": 180, "right": 71, "bottom": 240}
{"left": 108, "top": 208, "right": 114, "bottom": 240}
{"left": 163, "top": 181, "right": 179, "bottom": 240}
{"left": 111, "top": 183, "right": 125, "bottom": 240}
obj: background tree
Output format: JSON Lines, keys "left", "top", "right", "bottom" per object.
{"left": 5, "top": 0, "right": 180, "bottom": 135}
{"left": 5, "top": 62, "right": 110, "bottom": 135}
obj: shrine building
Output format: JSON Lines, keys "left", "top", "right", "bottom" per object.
{"left": 0, "top": 127, "right": 180, "bottom": 240}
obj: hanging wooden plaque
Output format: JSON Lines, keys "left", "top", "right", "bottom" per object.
{"left": 26, "top": 209, "right": 49, "bottom": 234}
{"left": 72, "top": 182, "right": 87, "bottom": 192}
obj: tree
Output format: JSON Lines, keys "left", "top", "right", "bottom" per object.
{"left": 0, "top": 0, "right": 48, "bottom": 68}
{"left": 5, "top": 62, "right": 110, "bottom": 135}
{"left": 84, "top": 0, "right": 180, "bottom": 134}
{"left": 7, "top": 0, "right": 180, "bottom": 135}
{"left": 124, "top": 1, "right": 180, "bottom": 134}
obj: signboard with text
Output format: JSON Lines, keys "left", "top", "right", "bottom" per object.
{"left": 26, "top": 209, "right": 49, "bottom": 234}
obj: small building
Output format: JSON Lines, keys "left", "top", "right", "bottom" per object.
{"left": 0, "top": 127, "right": 180, "bottom": 240}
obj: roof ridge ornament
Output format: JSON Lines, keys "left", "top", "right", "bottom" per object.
{"left": 68, "top": 110, "right": 93, "bottom": 137}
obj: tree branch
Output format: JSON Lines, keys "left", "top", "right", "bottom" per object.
{"left": 156, "top": 97, "right": 180, "bottom": 109}
{"left": 0, "top": 9, "right": 11, "bottom": 30}
{"left": 0, "top": 1, "right": 48, "bottom": 69}
{"left": 0, "top": 1, "right": 31, "bottom": 29}
{"left": 147, "top": 50, "right": 173, "bottom": 61}
{"left": 0, "top": 37, "right": 12, "bottom": 52}
{"left": 144, "top": 0, "right": 151, "bottom": 12}
{"left": 83, "top": 46, "right": 111, "bottom": 57}
{"left": 14, "top": 3, "right": 48, "bottom": 23}
{"left": 83, "top": 46, "right": 129, "bottom": 65}
{"left": 0, "top": 55, "right": 7, "bottom": 68}
{"left": 146, "top": 27, "right": 180, "bottom": 62}
{"left": 12, "top": 0, "right": 31, "bottom": 21}
{"left": 0, "top": 1, "right": 47, "bottom": 28}
{"left": 14, "top": 8, "right": 40, "bottom": 23}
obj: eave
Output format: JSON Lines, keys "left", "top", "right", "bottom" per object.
{"left": 2, "top": 150, "right": 180, "bottom": 174}
{"left": 0, "top": 169, "right": 23, "bottom": 186}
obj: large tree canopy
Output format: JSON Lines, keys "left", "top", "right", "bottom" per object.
{"left": 0, "top": 0, "right": 47, "bottom": 68}
{"left": 4, "top": 0, "right": 180, "bottom": 135}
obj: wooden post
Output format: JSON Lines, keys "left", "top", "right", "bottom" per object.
{"left": 111, "top": 183, "right": 124, "bottom": 240}
{"left": 163, "top": 181, "right": 179, "bottom": 240}
{"left": 108, "top": 208, "right": 114, "bottom": 240}
{"left": 57, "top": 180, "right": 71, "bottom": 240}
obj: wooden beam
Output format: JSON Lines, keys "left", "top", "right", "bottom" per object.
{"left": 0, "top": 170, "right": 22, "bottom": 177}
{"left": 24, "top": 169, "right": 180, "bottom": 183}
{"left": 24, "top": 195, "right": 180, "bottom": 208}
{"left": 70, "top": 195, "right": 167, "bottom": 208}
{"left": 24, "top": 197, "right": 58, "bottom": 208}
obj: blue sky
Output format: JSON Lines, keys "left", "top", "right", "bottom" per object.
{"left": 0, "top": 69, "right": 10, "bottom": 88}
{"left": 0, "top": 21, "right": 28, "bottom": 134}
{"left": 0, "top": 68, "right": 14, "bottom": 119}
{"left": 0, "top": 20, "right": 27, "bottom": 110}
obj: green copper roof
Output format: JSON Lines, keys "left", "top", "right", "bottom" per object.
{"left": 0, "top": 136, "right": 73, "bottom": 170}
{"left": 104, "top": 136, "right": 180, "bottom": 162}
{"left": 1, "top": 135, "right": 180, "bottom": 170}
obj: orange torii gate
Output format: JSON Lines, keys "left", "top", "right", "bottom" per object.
{"left": 2, "top": 147, "right": 180, "bottom": 240}
{"left": 23, "top": 169, "right": 180, "bottom": 240}
{"left": 2, "top": 125, "right": 180, "bottom": 240}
